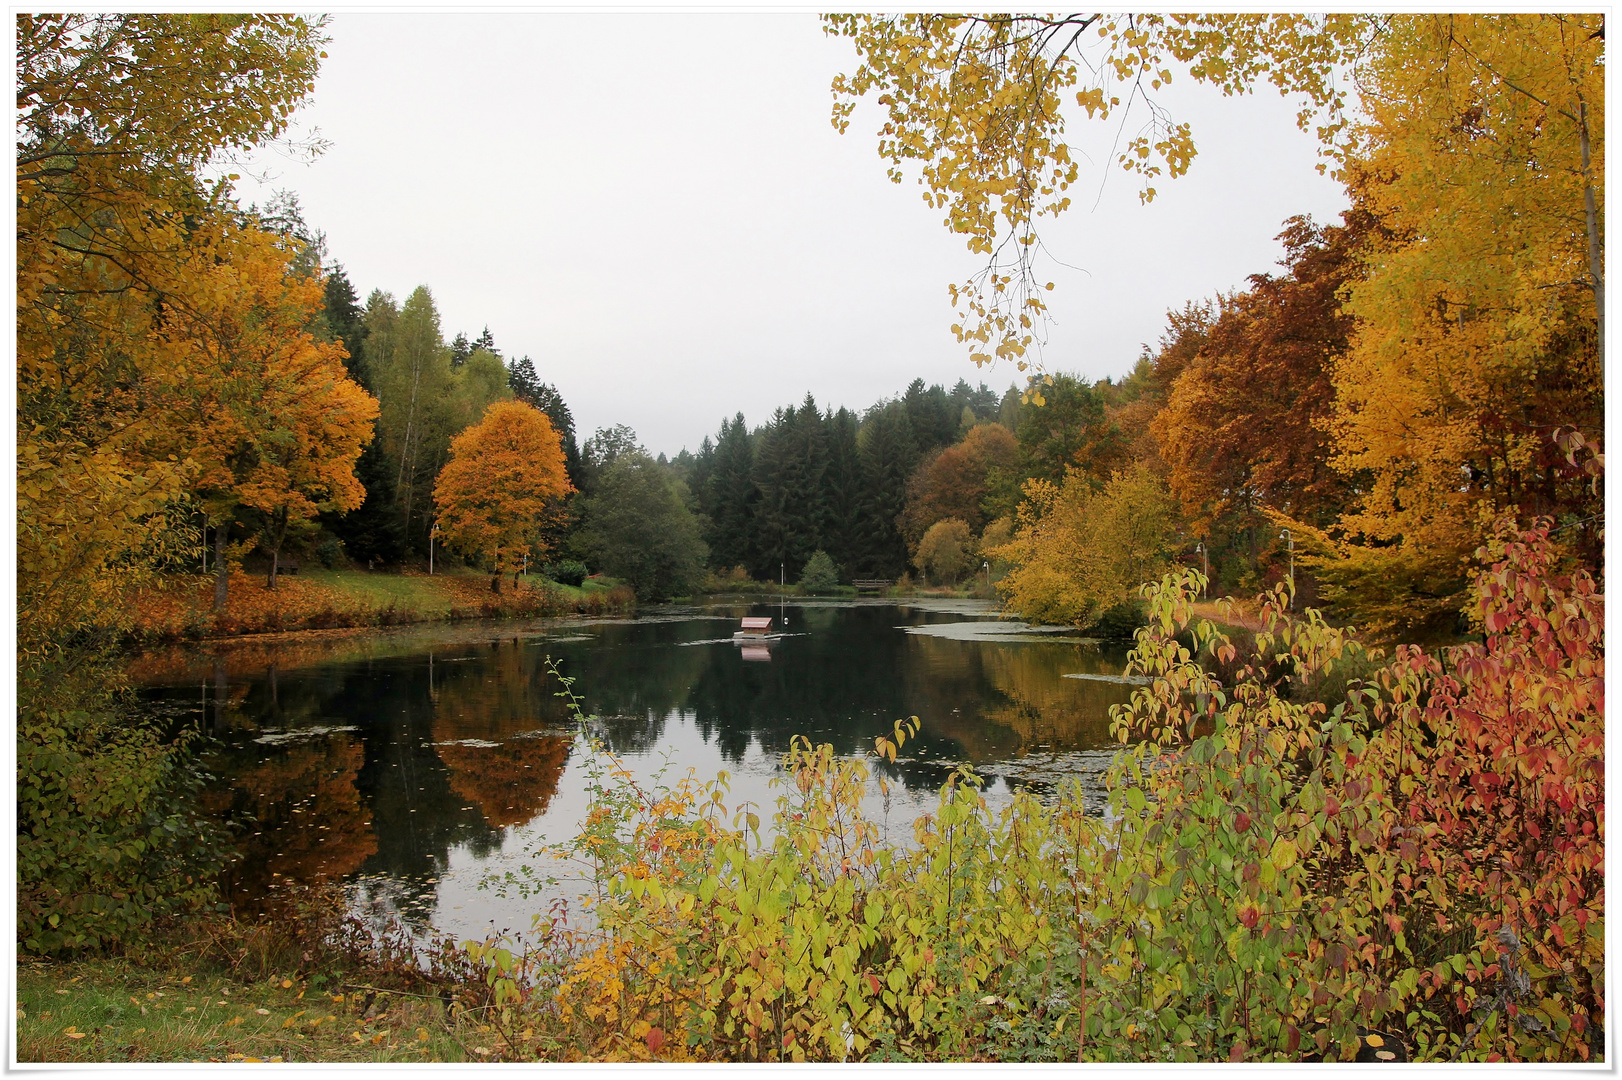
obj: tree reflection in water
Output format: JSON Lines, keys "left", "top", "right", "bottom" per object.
{"left": 138, "top": 601, "right": 1136, "bottom": 927}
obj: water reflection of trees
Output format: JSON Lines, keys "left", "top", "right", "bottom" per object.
{"left": 977, "top": 642, "right": 1131, "bottom": 751}
{"left": 143, "top": 605, "right": 1139, "bottom": 918}
{"left": 470, "top": 609, "right": 1131, "bottom": 791}
{"left": 427, "top": 644, "right": 575, "bottom": 827}
{"left": 202, "top": 732, "right": 377, "bottom": 913}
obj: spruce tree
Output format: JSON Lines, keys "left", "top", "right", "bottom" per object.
{"left": 750, "top": 405, "right": 796, "bottom": 581}
{"left": 508, "top": 354, "right": 542, "bottom": 406}
{"left": 855, "top": 400, "right": 919, "bottom": 578}
{"left": 705, "top": 414, "right": 757, "bottom": 573}
{"left": 527, "top": 379, "right": 581, "bottom": 490}
{"left": 903, "top": 378, "right": 958, "bottom": 454}
{"left": 783, "top": 393, "right": 831, "bottom": 568}
{"left": 320, "top": 436, "right": 407, "bottom": 566}
{"left": 823, "top": 407, "right": 863, "bottom": 577}
{"left": 321, "top": 265, "right": 369, "bottom": 388}
{"left": 449, "top": 331, "right": 471, "bottom": 368}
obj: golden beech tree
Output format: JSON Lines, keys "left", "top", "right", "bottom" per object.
{"left": 16, "top": 14, "right": 328, "bottom": 651}
{"left": 152, "top": 223, "right": 378, "bottom": 608}
{"left": 1319, "top": 14, "right": 1603, "bottom": 636}
{"left": 433, "top": 401, "right": 574, "bottom": 591}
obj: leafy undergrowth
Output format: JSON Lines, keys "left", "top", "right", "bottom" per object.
{"left": 126, "top": 569, "right": 634, "bottom": 641}
{"left": 453, "top": 519, "right": 1600, "bottom": 1063}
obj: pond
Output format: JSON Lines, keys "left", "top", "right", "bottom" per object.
{"left": 131, "top": 598, "right": 1139, "bottom": 945}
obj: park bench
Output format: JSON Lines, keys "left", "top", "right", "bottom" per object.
{"left": 852, "top": 579, "right": 889, "bottom": 592}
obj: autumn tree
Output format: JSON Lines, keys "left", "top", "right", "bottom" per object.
{"left": 825, "top": 14, "right": 1366, "bottom": 370}
{"left": 899, "top": 421, "right": 1017, "bottom": 547}
{"left": 362, "top": 287, "right": 511, "bottom": 553}
{"left": 432, "top": 400, "right": 573, "bottom": 591}
{"left": 1319, "top": 14, "right": 1604, "bottom": 634}
{"left": 151, "top": 223, "right": 378, "bottom": 604}
{"left": 17, "top": 13, "right": 328, "bottom": 653}
{"left": 991, "top": 462, "right": 1180, "bottom": 628}
{"left": 16, "top": 13, "right": 333, "bottom": 954}
{"left": 913, "top": 518, "right": 974, "bottom": 585}
{"left": 1152, "top": 214, "right": 1367, "bottom": 578}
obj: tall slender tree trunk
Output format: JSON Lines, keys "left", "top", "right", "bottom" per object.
{"left": 266, "top": 507, "right": 289, "bottom": 589}
{"left": 1579, "top": 99, "right": 1604, "bottom": 359}
{"left": 397, "top": 344, "right": 424, "bottom": 537}
{"left": 213, "top": 520, "right": 230, "bottom": 613}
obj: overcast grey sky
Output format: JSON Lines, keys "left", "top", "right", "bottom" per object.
{"left": 234, "top": 13, "right": 1351, "bottom": 458}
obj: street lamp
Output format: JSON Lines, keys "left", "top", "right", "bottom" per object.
{"left": 429, "top": 522, "right": 440, "bottom": 575}
{"left": 1194, "top": 542, "right": 1207, "bottom": 598}
{"left": 1278, "top": 528, "right": 1294, "bottom": 605}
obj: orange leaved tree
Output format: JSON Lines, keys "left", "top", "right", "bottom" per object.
{"left": 153, "top": 222, "right": 379, "bottom": 608}
{"left": 432, "top": 400, "right": 573, "bottom": 591}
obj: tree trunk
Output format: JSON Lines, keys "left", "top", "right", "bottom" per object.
{"left": 490, "top": 572, "right": 502, "bottom": 594}
{"left": 1579, "top": 100, "right": 1604, "bottom": 359}
{"left": 213, "top": 520, "right": 230, "bottom": 613}
{"left": 265, "top": 507, "right": 288, "bottom": 589}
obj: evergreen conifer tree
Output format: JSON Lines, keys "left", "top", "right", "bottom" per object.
{"left": 526, "top": 379, "right": 581, "bottom": 490}
{"left": 855, "top": 400, "right": 919, "bottom": 578}
{"left": 449, "top": 331, "right": 471, "bottom": 368}
{"left": 321, "top": 265, "right": 369, "bottom": 387}
{"left": 823, "top": 407, "right": 863, "bottom": 575}
{"left": 705, "top": 413, "right": 757, "bottom": 573}
{"left": 750, "top": 405, "right": 797, "bottom": 580}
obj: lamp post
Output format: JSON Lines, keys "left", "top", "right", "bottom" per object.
{"left": 429, "top": 522, "right": 440, "bottom": 575}
{"left": 1194, "top": 542, "right": 1207, "bottom": 598}
{"left": 1278, "top": 528, "right": 1294, "bottom": 605}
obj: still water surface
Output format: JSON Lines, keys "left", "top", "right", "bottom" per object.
{"left": 132, "top": 598, "right": 1136, "bottom": 942}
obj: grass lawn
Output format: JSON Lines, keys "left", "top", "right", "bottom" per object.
{"left": 299, "top": 568, "right": 470, "bottom": 616}
{"left": 544, "top": 576, "right": 620, "bottom": 603}
{"left": 16, "top": 956, "right": 488, "bottom": 1064}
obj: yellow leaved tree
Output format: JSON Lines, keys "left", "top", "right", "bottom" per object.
{"left": 17, "top": 14, "right": 329, "bottom": 656}
{"left": 1315, "top": 14, "right": 1604, "bottom": 636}
{"left": 990, "top": 461, "right": 1180, "bottom": 627}
{"left": 433, "top": 401, "right": 574, "bottom": 591}
{"left": 825, "top": 14, "right": 1366, "bottom": 376}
